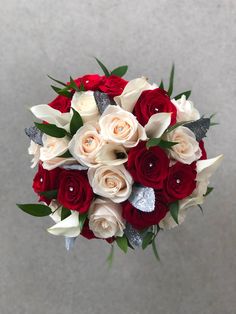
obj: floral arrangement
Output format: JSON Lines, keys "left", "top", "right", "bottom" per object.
{"left": 17, "top": 59, "right": 223, "bottom": 262}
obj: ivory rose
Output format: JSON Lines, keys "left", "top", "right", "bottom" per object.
{"left": 172, "top": 95, "right": 200, "bottom": 122}
{"left": 88, "top": 165, "right": 133, "bottom": 203}
{"left": 28, "top": 140, "right": 40, "bottom": 168}
{"left": 99, "top": 105, "right": 146, "bottom": 148}
{"left": 40, "top": 134, "right": 71, "bottom": 169}
{"left": 69, "top": 123, "right": 104, "bottom": 167}
{"left": 88, "top": 198, "right": 125, "bottom": 238}
{"left": 71, "top": 91, "right": 99, "bottom": 122}
{"left": 165, "top": 126, "right": 202, "bottom": 164}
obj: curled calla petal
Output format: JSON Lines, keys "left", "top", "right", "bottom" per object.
{"left": 95, "top": 143, "right": 128, "bottom": 166}
{"left": 47, "top": 211, "right": 80, "bottom": 237}
{"left": 31, "top": 104, "right": 72, "bottom": 131}
{"left": 114, "top": 77, "right": 157, "bottom": 112}
{"left": 71, "top": 91, "right": 99, "bottom": 123}
{"left": 159, "top": 206, "right": 187, "bottom": 230}
{"left": 196, "top": 155, "right": 224, "bottom": 181}
{"left": 145, "top": 112, "right": 171, "bottom": 139}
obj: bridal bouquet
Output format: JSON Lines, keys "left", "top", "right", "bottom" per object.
{"left": 17, "top": 59, "right": 223, "bottom": 261}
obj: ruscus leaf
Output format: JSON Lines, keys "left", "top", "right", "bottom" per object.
{"left": 111, "top": 65, "right": 128, "bottom": 77}
{"left": 142, "top": 232, "right": 154, "bottom": 249}
{"left": 47, "top": 75, "right": 67, "bottom": 87}
{"left": 61, "top": 207, "right": 71, "bottom": 220}
{"left": 70, "top": 108, "right": 83, "bottom": 135}
{"left": 116, "top": 235, "right": 128, "bottom": 253}
{"left": 39, "top": 190, "right": 58, "bottom": 199}
{"left": 79, "top": 213, "right": 88, "bottom": 230}
{"left": 173, "top": 90, "right": 191, "bottom": 100}
{"left": 16, "top": 203, "right": 51, "bottom": 217}
{"left": 34, "top": 123, "right": 67, "bottom": 138}
{"left": 168, "top": 63, "right": 175, "bottom": 96}
{"left": 204, "top": 186, "right": 214, "bottom": 197}
{"left": 169, "top": 201, "right": 179, "bottom": 224}
{"left": 94, "top": 57, "right": 110, "bottom": 77}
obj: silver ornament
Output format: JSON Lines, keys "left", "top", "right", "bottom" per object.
{"left": 25, "top": 126, "right": 43, "bottom": 145}
{"left": 128, "top": 185, "right": 155, "bottom": 212}
{"left": 124, "top": 224, "right": 147, "bottom": 248}
{"left": 61, "top": 164, "right": 88, "bottom": 171}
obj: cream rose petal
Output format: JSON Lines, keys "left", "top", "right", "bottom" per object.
{"left": 99, "top": 105, "right": 147, "bottom": 148}
{"left": 28, "top": 140, "right": 40, "bottom": 168}
{"left": 42, "top": 157, "right": 76, "bottom": 170}
{"left": 145, "top": 112, "right": 171, "bottom": 138}
{"left": 88, "top": 198, "right": 125, "bottom": 238}
{"left": 47, "top": 211, "right": 80, "bottom": 237}
{"left": 114, "top": 77, "right": 157, "bottom": 112}
{"left": 31, "top": 104, "right": 72, "bottom": 131}
{"left": 172, "top": 95, "right": 200, "bottom": 122}
{"left": 40, "top": 134, "right": 69, "bottom": 162}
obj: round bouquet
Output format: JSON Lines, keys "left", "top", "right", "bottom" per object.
{"left": 18, "top": 59, "right": 223, "bottom": 261}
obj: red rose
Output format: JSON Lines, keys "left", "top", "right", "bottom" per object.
{"left": 134, "top": 88, "right": 177, "bottom": 126}
{"left": 99, "top": 75, "right": 128, "bottom": 97}
{"left": 74, "top": 74, "right": 103, "bottom": 91}
{"left": 126, "top": 141, "right": 169, "bottom": 189}
{"left": 122, "top": 191, "right": 169, "bottom": 230}
{"left": 57, "top": 170, "right": 93, "bottom": 213}
{"left": 199, "top": 140, "right": 207, "bottom": 160}
{"left": 33, "top": 163, "right": 61, "bottom": 204}
{"left": 164, "top": 162, "right": 197, "bottom": 203}
{"left": 48, "top": 95, "right": 71, "bottom": 113}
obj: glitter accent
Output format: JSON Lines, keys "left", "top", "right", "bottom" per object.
{"left": 124, "top": 224, "right": 147, "bottom": 248}
{"left": 25, "top": 126, "right": 43, "bottom": 145}
{"left": 128, "top": 185, "right": 155, "bottom": 213}
{"left": 94, "top": 91, "right": 116, "bottom": 114}
{"left": 69, "top": 187, "right": 74, "bottom": 192}
{"left": 176, "top": 179, "right": 181, "bottom": 184}
{"left": 40, "top": 177, "right": 43, "bottom": 183}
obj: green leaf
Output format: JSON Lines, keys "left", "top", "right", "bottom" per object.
{"left": 165, "top": 120, "right": 192, "bottom": 133}
{"left": 198, "top": 204, "right": 204, "bottom": 215}
{"left": 69, "top": 76, "right": 80, "bottom": 92}
{"left": 16, "top": 203, "right": 51, "bottom": 217}
{"left": 39, "top": 189, "right": 58, "bottom": 199}
{"left": 51, "top": 85, "right": 72, "bottom": 98}
{"left": 146, "top": 138, "right": 161, "bottom": 148}
{"left": 95, "top": 57, "right": 110, "bottom": 77}
{"left": 70, "top": 108, "right": 83, "bottom": 135}
{"left": 35, "top": 122, "right": 67, "bottom": 138}
{"left": 152, "top": 238, "right": 160, "bottom": 261}
{"left": 106, "top": 245, "right": 114, "bottom": 268}
{"left": 79, "top": 212, "right": 88, "bottom": 230}
{"left": 61, "top": 207, "right": 71, "bottom": 220}
{"left": 168, "top": 63, "right": 175, "bottom": 96}
{"left": 204, "top": 186, "right": 214, "bottom": 197}
{"left": 147, "top": 138, "right": 178, "bottom": 149}
{"left": 116, "top": 235, "right": 128, "bottom": 253}
{"left": 169, "top": 201, "right": 179, "bottom": 224}
{"left": 174, "top": 90, "right": 191, "bottom": 100}
{"left": 158, "top": 140, "right": 178, "bottom": 149}
{"left": 59, "top": 150, "right": 73, "bottom": 158}
{"left": 159, "top": 80, "right": 164, "bottom": 90}
{"left": 142, "top": 232, "right": 154, "bottom": 249}
{"left": 111, "top": 65, "right": 128, "bottom": 77}
{"left": 79, "top": 82, "right": 85, "bottom": 91}
{"left": 47, "top": 75, "right": 67, "bottom": 87}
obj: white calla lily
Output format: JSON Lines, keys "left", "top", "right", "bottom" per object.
{"left": 145, "top": 113, "right": 171, "bottom": 138}
{"left": 47, "top": 211, "right": 80, "bottom": 237}
{"left": 31, "top": 104, "right": 72, "bottom": 131}
{"left": 114, "top": 77, "right": 157, "bottom": 112}
{"left": 196, "top": 155, "right": 224, "bottom": 181}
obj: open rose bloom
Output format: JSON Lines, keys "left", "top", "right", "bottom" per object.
{"left": 18, "top": 60, "right": 223, "bottom": 261}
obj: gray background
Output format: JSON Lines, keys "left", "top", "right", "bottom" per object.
{"left": 0, "top": 0, "right": 235, "bottom": 313}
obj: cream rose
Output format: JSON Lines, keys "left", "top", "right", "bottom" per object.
{"left": 88, "top": 198, "right": 125, "bottom": 238}
{"left": 165, "top": 126, "right": 202, "bottom": 164}
{"left": 71, "top": 91, "right": 99, "bottom": 122}
{"left": 99, "top": 105, "right": 147, "bottom": 148}
{"left": 88, "top": 165, "right": 133, "bottom": 203}
{"left": 172, "top": 95, "right": 200, "bottom": 122}
{"left": 114, "top": 77, "right": 157, "bottom": 112}
{"left": 69, "top": 123, "right": 104, "bottom": 167}
{"left": 28, "top": 140, "right": 40, "bottom": 168}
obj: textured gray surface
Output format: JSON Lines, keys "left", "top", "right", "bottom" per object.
{"left": 0, "top": 1, "right": 236, "bottom": 313}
